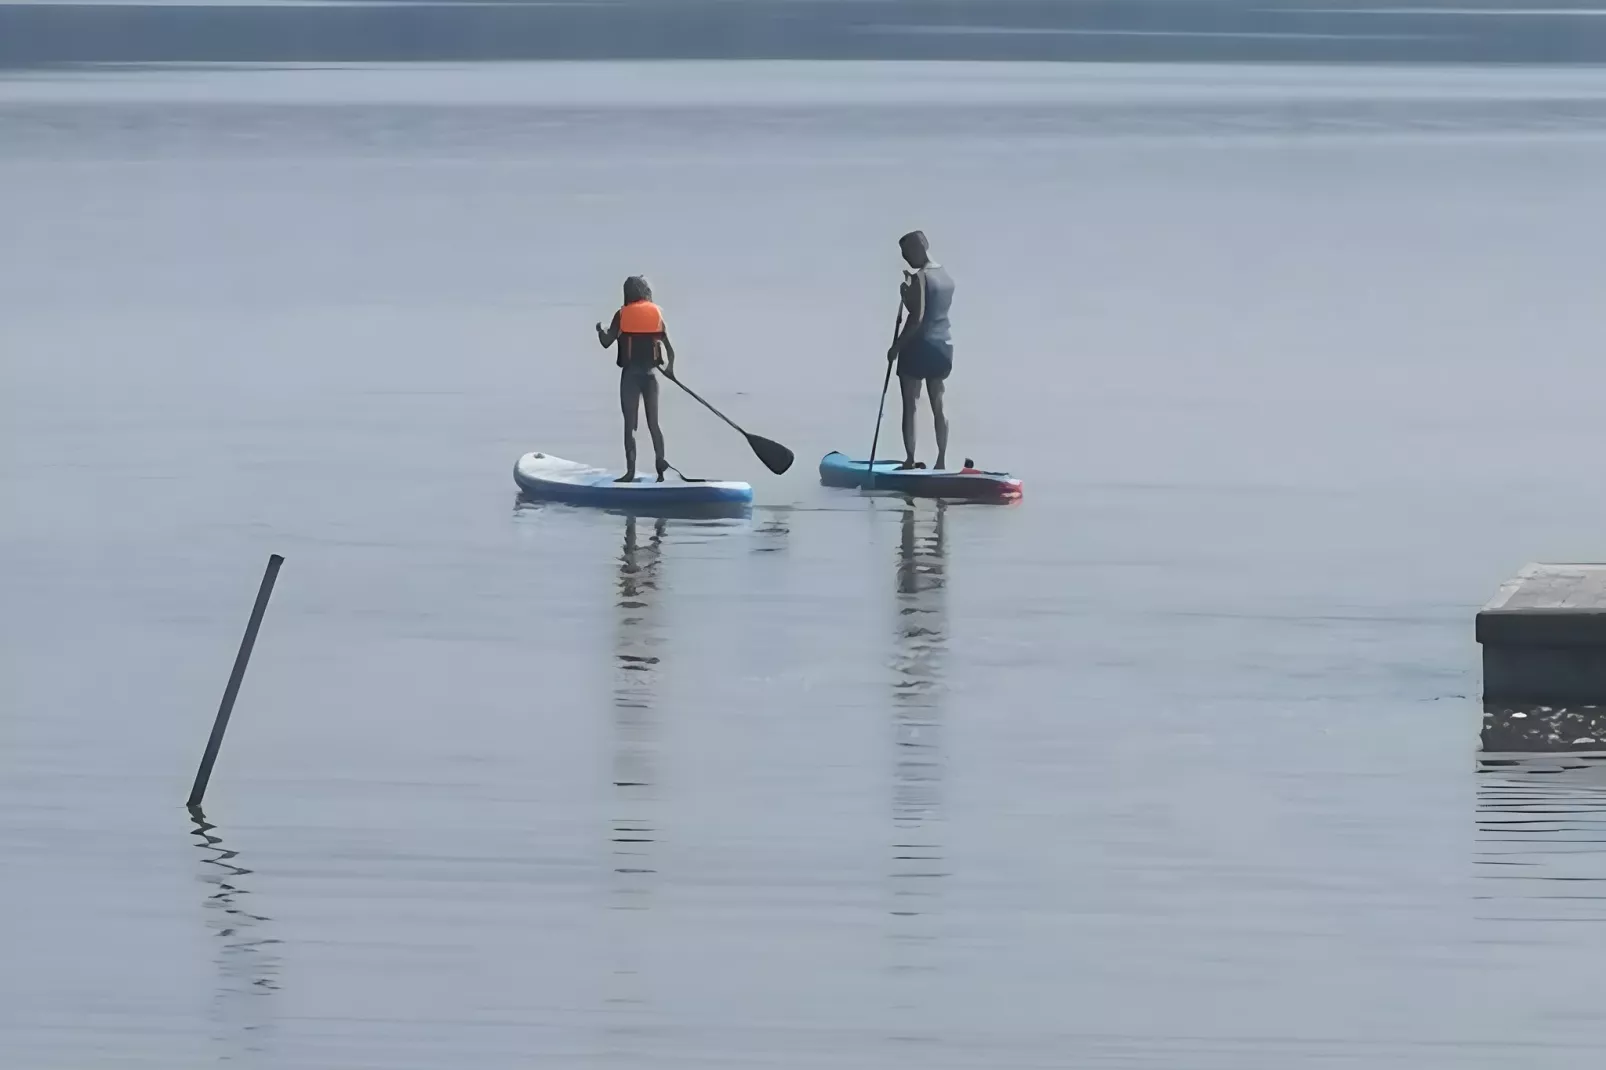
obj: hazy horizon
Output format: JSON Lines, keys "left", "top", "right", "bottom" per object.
{"left": 5, "top": 0, "right": 1606, "bottom": 68}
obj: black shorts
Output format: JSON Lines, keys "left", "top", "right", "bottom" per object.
{"left": 619, "top": 366, "right": 659, "bottom": 426}
{"left": 897, "top": 338, "right": 952, "bottom": 382}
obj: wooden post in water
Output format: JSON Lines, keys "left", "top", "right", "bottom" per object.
{"left": 187, "top": 554, "right": 284, "bottom": 808}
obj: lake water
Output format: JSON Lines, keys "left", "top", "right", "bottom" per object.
{"left": 2, "top": 61, "right": 1605, "bottom": 1068}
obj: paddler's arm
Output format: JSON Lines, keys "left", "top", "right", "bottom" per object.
{"left": 596, "top": 311, "right": 621, "bottom": 348}
{"left": 887, "top": 272, "right": 925, "bottom": 362}
{"left": 658, "top": 324, "right": 676, "bottom": 378}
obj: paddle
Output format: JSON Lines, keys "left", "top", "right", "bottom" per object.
{"left": 865, "top": 290, "right": 908, "bottom": 487}
{"left": 663, "top": 371, "right": 794, "bottom": 475}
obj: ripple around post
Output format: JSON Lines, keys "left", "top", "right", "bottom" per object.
{"left": 188, "top": 807, "right": 280, "bottom": 1060}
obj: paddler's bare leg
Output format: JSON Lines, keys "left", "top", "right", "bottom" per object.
{"left": 618, "top": 370, "right": 641, "bottom": 481}
{"left": 928, "top": 378, "right": 948, "bottom": 470}
{"left": 898, "top": 375, "right": 922, "bottom": 469}
{"left": 642, "top": 374, "right": 668, "bottom": 481}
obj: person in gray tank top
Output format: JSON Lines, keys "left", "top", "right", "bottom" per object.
{"left": 886, "top": 230, "right": 954, "bottom": 470}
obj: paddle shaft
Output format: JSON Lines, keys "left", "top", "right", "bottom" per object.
{"left": 866, "top": 295, "right": 907, "bottom": 483}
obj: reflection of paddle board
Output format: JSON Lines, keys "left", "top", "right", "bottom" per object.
{"left": 817, "top": 452, "right": 1023, "bottom": 501}
{"left": 514, "top": 453, "right": 753, "bottom": 510}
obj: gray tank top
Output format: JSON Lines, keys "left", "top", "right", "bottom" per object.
{"left": 916, "top": 264, "right": 954, "bottom": 345}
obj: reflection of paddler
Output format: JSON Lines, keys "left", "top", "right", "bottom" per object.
{"left": 607, "top": 515, "right": 668, "bottom": 1032}
{"left": 891, "top": 501, "right": 948, "bottom": 909}
{"left": 613, "top": 512, "right": 664, "bottom": 812}
{"left": 616, "top": 514, "right": 665, "bottom": 665}
{"left": 886, "top": 502, "right": 948, "bottom": 1035}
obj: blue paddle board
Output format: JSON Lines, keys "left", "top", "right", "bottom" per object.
{"left": 818, "top": 451, "right": 1022, "bottom": 501}
{"left": 514, "top": 452, "right": 753, "bottom": 512}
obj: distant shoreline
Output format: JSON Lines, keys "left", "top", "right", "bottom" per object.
{"left": 4, "top": 1, "right": 1606, "bottom": 69}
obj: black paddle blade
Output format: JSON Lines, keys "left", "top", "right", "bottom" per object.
{"left": 747, "top": 433, "right": 794, "bottom": 475}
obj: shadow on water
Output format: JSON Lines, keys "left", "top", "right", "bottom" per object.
{"left": 1475, "top": 754, "right": 1606, "bottom": 927}
{"left": 604, "top": 514, "right": 666, "bottom": 1039}
{"left": 187, "top": 806, "right": 279, "bottom": 1060}
{"left": 886, "top": 501, "right": 949, "bottom": 1042}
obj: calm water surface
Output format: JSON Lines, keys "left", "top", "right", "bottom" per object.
{"left": 3, "top": 61, "right": 1605, "bottom": 1068}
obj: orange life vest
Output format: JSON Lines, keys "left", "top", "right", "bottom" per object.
{"left": 618, "top": 300, "right": 664, "bottom": 336}
{"left": 615, "top": 299, "right": 664, "bottom": 368}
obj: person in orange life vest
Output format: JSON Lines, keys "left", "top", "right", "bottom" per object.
{"left": 595, "top": 275, "right": 676, "bottom": 482}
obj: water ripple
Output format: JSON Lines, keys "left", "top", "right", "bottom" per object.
{"left": 1476, "top": 754, "right": 1606, "bottom": 927}
{"left": 189, "top": 806, "right": 280, "bottom": 1061}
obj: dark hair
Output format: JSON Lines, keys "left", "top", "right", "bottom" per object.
{"left": 622, "top": 275, "right": 653, "bottom": 304}
{"left": 899, "top": 230, "right": 928, "bottom": 251}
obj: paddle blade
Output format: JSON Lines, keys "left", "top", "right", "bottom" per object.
{"left": 747, "top": 434, "right": 794, "bottom": 475}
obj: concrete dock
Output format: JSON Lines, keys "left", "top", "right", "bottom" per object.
{"left": 1478, "top": 563, "right": 1606, "bottom": 706}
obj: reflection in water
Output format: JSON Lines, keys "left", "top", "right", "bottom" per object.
{"left": 1476, "top": 755, "right": 1606, "bottom": 927}
{"left": 887, "top": 502, "right": 948, "bottom": 1040}
{"left": 605, "top": 515, "right": 666, "bottom": 1038}
{"left": 188, "top": 806, "right": 279, "bottom": 1061}
{"left": 1482, "top": 702, "right": 1606, "bottom": 752}
{"left": 751, "top": 505, "right": 791, "bottom": 555}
